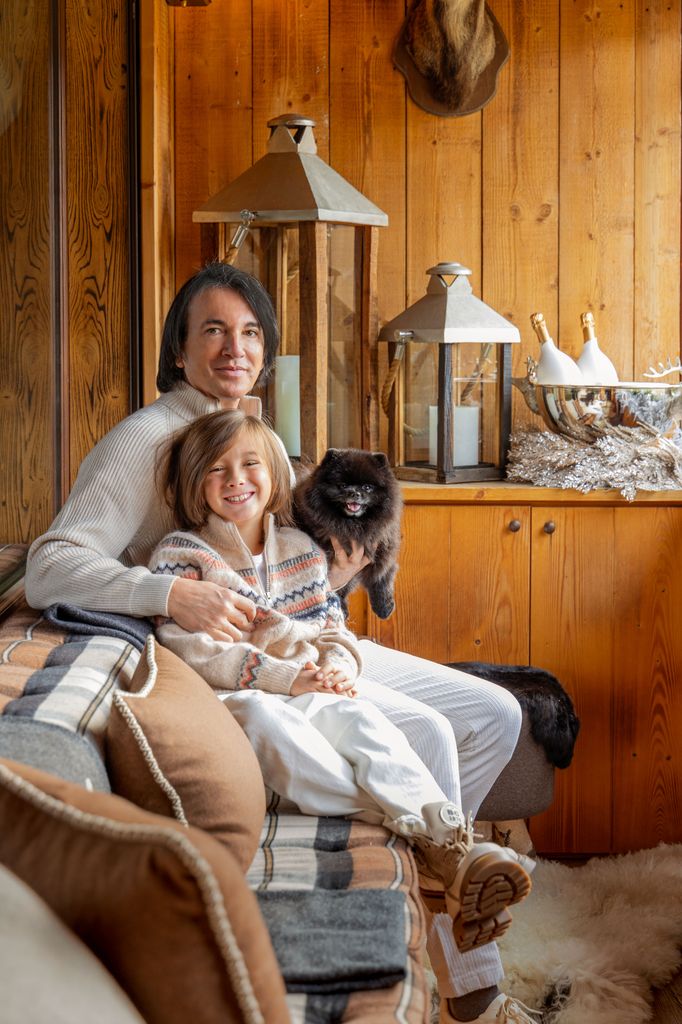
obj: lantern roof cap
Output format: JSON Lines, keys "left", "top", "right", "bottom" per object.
{"left": 379, "top": 262, "right": 521, "bottom": 344}
{"left": 193, "top": 115, "right": 388, "bottom": 227}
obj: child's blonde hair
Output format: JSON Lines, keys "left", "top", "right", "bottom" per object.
{"left": 160, "top": 410, "right": 294, "bottom": 530}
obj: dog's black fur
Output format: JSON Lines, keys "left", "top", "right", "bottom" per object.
{"left": 448, "top": 662, "right": 580, "bottom": 769}
{"left": 293, "top": 448, "right": 402, "bottom": 620}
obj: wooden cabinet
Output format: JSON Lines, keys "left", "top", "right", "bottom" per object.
{"left": 366, "top": 484, "right": 682, "bottom": 857}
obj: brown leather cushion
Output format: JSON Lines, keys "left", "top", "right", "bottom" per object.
{"left": 105, "top": 637, "right": 265, "bottom": 871}
{"left": 0, "top": 758, "right": 289, "bottom": 1024}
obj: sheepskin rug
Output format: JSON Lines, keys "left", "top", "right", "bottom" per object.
{"left": 495, "top": 845, "right": 682, "bottom": 1023}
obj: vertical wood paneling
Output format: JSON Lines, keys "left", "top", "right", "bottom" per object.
{"left": 65, "top": 0, "right": 131, "bottom": 483}
{"left": 0, "top": 0, "right": 54, "bottom": 540}
{"left": 612, "top": 508, "right": 682, "bottom": 851}
{"left": 252, "top": 0, "right": 330, "bottom": 160}
{"left": 140, "top": 0, "right": 174, "bottom": 405}
{"left": 170, "top": 1, "right": 680, "bottom": 432}
{"left": 406, "top": 109, "right": 482, "bottom": 303}
{"left": 483, "top": 0, "right": 560, "bottom": 430}
{"left": 529, "top": 507, "right": 614, "bottom": 854}
{"left": 173, "top": 0, "right": 252, "bottom": 289}
{"left": 329, "top": 0, "right": 405, "bottom": 330}
{"left": 329, "top": 0, "right": 406, "bottom": 456}
{"left": 558, "top": 0, "right": 636, "bottom": 376}
{"left": 634, "top": 0, "right": 681, "bottom": 379}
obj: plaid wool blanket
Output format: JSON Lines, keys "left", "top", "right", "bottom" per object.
{"left": 0, "top": 606, "right": 139, "bottom": 756}
{"left": 249, "top": 794, "right": 429, "bottom": 1023}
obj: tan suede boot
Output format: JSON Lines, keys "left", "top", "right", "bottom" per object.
{"left": 412, "top": 802, "right": 532, "bottom": 953}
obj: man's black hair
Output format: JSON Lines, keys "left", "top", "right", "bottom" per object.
{"left": 156, "top": 262, "right": 280, "bottom": 393}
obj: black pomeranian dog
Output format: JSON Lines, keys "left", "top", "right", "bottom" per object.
{"left": 293, "top": 448, "right": 402, "bottom": 619}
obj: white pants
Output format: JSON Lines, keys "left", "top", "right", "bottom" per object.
{"left": 357, "top": 642, "right": 522, "bottom": 999}
{"left": 225, "top": 643, "right": 522, "bottom": 998}
{"left": 221, "top": 684, "right": 450, "bottom": 832}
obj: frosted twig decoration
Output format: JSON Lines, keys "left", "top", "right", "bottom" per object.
{"left": 642, "top": 357, "right": 682, "bottom": 380}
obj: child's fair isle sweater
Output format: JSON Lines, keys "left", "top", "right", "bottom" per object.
{"left": 149, "top": 513, "right": 362, "bottom": 696}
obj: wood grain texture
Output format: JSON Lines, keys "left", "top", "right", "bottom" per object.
{"left": 611, "top": 507, "right": 682, "bottom": 851}
{"left": 529, "top": 507, "right": 615, "bottom": 855}
{"left": 0, "top": 0, "right": 54, "bottom": 540}
{"left": 483, "top": 0, "right": 559, "bottom": 431}
{"left": 170, "top": 0, "right": 680, "bottom": 437}
{"left": 449, "top": 506, "right": 530, "bottom": 663}
{"left": 633, "top": 0, "right": 681, "bottom": 380}
{"left": 252, "top": 0, "right": 329, "bottom": 160}
{"left": 65, "top": 0, "right": 131, "bottom": 484}
{"left": 329, "top": 0, "right": 405, "bottom": 454}
{"left": 367, "top": 505, "right": 452, "bottom": 663}
{"left": 140, "top": 0, "right": 174, "bottom": 404}
{"left": 406, "top": 104, "right": 482, "bottom": 302}
{"left": 329, "top": 0, "right": 405, "bottom": 334}
{"left": 173, "top": 0, "right": 252, "bottom": 288}
{"left": 558, "top": 0, "right": 636, "bottom": 377}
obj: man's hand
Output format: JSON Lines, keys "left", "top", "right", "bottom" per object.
{"left": 327, "top": 537, "right": 371, "bottom": 591}
{"left": 167, "top": 577, "right": 257, "bottom": 642}
{"left": 290, "top": 661, "right": 357, "bottom": 697}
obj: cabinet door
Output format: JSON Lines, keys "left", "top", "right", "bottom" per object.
{"left": 529, "top": 507, "right": 616, "bottom": 854}
{"left": 367, "top": 504, "right": 531, "bottom": 666}
{"left": 448, "top": 505, "right": 530, "bottom": 664}
{"left": 611, "top": 507, "right": 682, "bottom": 851}
{"left": 529, "top": 505, "right": 682, "bottom": 856}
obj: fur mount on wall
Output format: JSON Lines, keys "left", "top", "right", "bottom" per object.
{"left": 394, "top": 0, "right": 510, "bottom": 118}
{"left": 448, "top": 662, "right": 581, "bottom": 770}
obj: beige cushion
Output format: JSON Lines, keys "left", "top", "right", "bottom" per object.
{"left": 0, "top": 758, "right": 290, "bottom": 1024}
{"left": 105, "top": 636, "right": 265, "bottom": 871}
{"left": 0, "top": 861, "right": 144, "bottom": 1024}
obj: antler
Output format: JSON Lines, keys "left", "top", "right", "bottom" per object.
{"left": 642, "top": 357, "right": 682, "bottom": 380}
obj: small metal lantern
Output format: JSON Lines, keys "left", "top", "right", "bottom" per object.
{"left": 379, "top": 263, "right": 520, "bottom": 483}
{"left": 193, "top": 115, "right": 388, "bottom": 462}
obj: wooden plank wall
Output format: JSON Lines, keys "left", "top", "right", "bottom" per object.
{"left": 0, "top": 0, "right": 132, "bottom": 543}
{"left": 0, "top": 0, "right": 54, "bottom": 542}
{"left": 171, "top": 0, "right": 681, "bottom": 436}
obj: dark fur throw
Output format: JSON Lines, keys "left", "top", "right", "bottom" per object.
{"left": 448, "top": 662, "right": 581, "bottom": 769}
{"left": 293, "top": 448, "right": 402, "bottom": 620}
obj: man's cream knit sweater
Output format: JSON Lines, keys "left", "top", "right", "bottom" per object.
{"left": 25, "top": 383, "right": 225, "bottom": 617}
{"left": 149, "top": 513, "right": 362, "bottom": 695}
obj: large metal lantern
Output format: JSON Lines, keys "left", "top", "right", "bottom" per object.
{"left": 193, "top": 114, "right": 388, "bottom": 462}
{"left": 379, "top": 263, "right": 520, "bottom": 483}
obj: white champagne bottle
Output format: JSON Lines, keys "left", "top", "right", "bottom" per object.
{"left": 530, "top": 313, "right": 583, "bottom": 385}
{"left": 577, "top": 311, "right": 619, "bottom": 385}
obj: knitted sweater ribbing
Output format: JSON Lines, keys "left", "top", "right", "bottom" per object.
{"left": 149, "top": 514, "right": 362, "bottom": 695}
{"left": 24, "top": 383, "right": 225, "bottom": 617}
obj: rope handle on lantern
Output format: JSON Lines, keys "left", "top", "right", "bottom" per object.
{"left": 380, "top": 331, "right": 423, "bottom": 438}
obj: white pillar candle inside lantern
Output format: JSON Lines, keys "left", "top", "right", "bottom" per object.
{"left": 453, "top": 405, "right": 480, "bottom": 466}
{"left": 275, "top": 355, "right": 301, "bottom": 457}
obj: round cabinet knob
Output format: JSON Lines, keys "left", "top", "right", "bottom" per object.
{"left": 543, "top": 520, "right": 556, "bottom": 534}
{"left": 508, "top": 519, "right": 521, "bottom": 533}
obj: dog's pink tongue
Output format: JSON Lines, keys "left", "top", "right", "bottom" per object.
{"left": 346, "top": 502, "right": 360, "bottom": 513}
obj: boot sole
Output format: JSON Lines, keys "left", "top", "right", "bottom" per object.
{"left": 419, "top": 848, "right": 531, "bottom": 953}
{"left": 449, "top": 849, "right": 531, "bottom": 951}
{"left": 454, "top": 849, "right": 531, "bottom": 920}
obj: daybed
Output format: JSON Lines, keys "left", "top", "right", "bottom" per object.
{"left": 0, "top": 545, "right": 569, "bottom": 1024}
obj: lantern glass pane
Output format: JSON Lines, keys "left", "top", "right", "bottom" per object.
{"left": 327, "top": 225, "right": 362, "bottom": 449}
{"left": 403, "top": 342, "right": 439, "bottom": 466}
{"left": 450, "top": 343, "right": 500, "bottom": 468}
